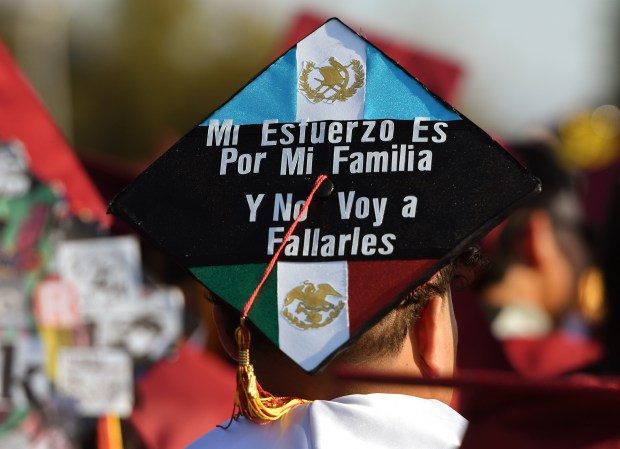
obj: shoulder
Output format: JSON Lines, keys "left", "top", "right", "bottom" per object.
{"left": 307, "top": 394, "right": 467, "bottom": 448}
{"left": 184, "top": 406, "right": 313, "bottom": 449}
{"left": 185, "top": 395, "right": 467, "bottom": 449}
{"left": 325, "top": 393, "right": 467, "bottom": 424}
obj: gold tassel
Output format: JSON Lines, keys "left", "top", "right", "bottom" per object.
{"left": 234, "top": 324, "right": 310, "bottom": 423}
{"left": 226, "top": 176, "right": 326, "bottom": 425}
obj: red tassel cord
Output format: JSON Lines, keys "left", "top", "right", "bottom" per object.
{"left": 229, "top": 175, "right": 328, "bottom": 424}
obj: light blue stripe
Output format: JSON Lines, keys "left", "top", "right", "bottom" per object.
{"left": 201, "top": 48, "right": 297, "bottom": 125}
{"left": 364, "top": 44, "right": 461, "bottom": 121}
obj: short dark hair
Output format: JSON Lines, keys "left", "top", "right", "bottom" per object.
{"left": 337, "top": 247, "right": 482, "bottom": 364}
{"left": 209, "top": 247, "right": 482, "bottom": 367}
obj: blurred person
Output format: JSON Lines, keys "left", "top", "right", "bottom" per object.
{"left": 475, "top": 140, "right": 592, "bottom": 338}
{"left": 468, "top": 139, "right": 603, "bottom": 376}
{"left": 598, "top": 175, "right": 620, "bottom": 374}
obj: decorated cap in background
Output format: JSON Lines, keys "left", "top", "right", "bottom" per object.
{"left": 0, "top": 40, "right": 110, "bottom": 228}
{"left": 109, "top": 18, "right": 540, "bottom": 373}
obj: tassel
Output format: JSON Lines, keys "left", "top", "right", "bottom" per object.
{"left": 234, "top": 324, "right": 309, "bottom": 423}
{"left": 224, "top": 175, "right": 327, "bottom": 424}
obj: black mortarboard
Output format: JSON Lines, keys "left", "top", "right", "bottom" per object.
{"left": 109, "top": 18, "right": 540, "bottom": 374}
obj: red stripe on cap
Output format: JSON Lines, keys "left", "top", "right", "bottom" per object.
{"left": 347, "top": 259, "right": 437, "bottom": 335}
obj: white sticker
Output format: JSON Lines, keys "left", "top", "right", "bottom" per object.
{"left": 95, "top": 287, "right": 183, "bottom": 361}
{"left": 55, "top": 347, "right": 133, "bottom": 417}
{"left": 0, "top": 278, "right": 27, "bottom": 329}
{"left": 56, "top": 236, "right": 142, "bottom": 319}
{"left": 0, "top": 140, "right": 31, "bottom": 198}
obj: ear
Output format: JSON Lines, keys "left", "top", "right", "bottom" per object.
{"left": 411, "top": 294, "right": 456, "bottom": 378}
{"left": 212, "top": 303, "right": 239, "bottom": 362}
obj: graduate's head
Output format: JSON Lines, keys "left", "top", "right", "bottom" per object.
{"left": 475, "top": 140, "right": 590, "bottom": 324}
{"left": 109, "top": 18, "right": 540, "bottom": 422}
{"left": 335, "top": 247, "right": 481, "bottom": 369}
{"left": 210, "top": 245, "right": 480, "bottom": 407}
{"left": 338, "top": 262, "right": 456, "bottom": 365}
{"left": 210, "top": 260, "right": 454, "bottom": 361}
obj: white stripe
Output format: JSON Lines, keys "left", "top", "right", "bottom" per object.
{"left": 285, "top": 20, "right": 358, "bottom": 371}
{"left": 277, "top": 261, "right": 349, "bottom": 371}
{"left": 296, "top": 20, "right": 366, "bottom": 122}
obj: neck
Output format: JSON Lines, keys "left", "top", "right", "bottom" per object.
{"left": 253, "top": 336, "right": 453, "bottom": 404}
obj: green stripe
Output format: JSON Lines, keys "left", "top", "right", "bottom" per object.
{"left": 190, "top": 264, "right": 279, "bottom": 346}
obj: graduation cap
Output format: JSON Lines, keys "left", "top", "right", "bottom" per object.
{"left": 109, "top": 18, "right": 540, "bottom": 419}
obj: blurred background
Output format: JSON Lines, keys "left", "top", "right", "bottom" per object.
{"left": 1, "top": 0, "right": 619, "bottom": 160}
{"left": 1, "top": 1, "right": 620, "bottom": 448}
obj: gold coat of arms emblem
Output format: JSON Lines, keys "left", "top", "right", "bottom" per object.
{"left": 299, "top": 57, "right": 365, "bottom": 104}
{"left": 281, "top": 281, "right": 345, "bottom": 329}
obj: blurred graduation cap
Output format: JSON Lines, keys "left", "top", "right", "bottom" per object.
{"left": 109, "top": 18, "right": 539, "bottom": 375}
{"left": 130, "top": 342, "right": 236, "bottom": 449}
{"left": 0, "top": 40, "right": 110, "bottom": 228}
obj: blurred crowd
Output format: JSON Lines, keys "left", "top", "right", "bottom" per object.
{"left": 1, "top": 8, "right": 620, "bottom": 449}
